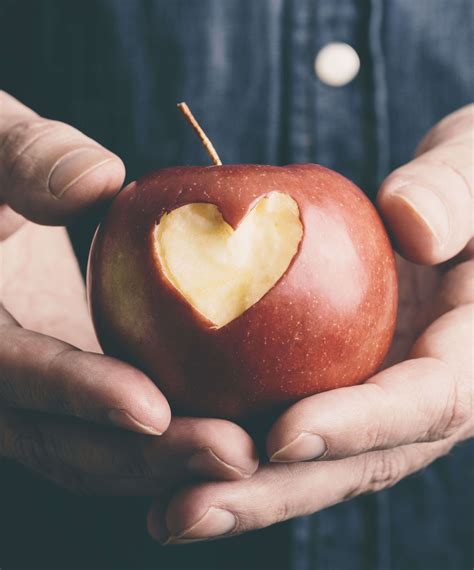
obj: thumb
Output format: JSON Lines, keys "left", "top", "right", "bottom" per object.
{"left": 377, "top": 104, "right": 473, "bottom": 265}
{"left": 0, "top": 91, "right": 125, "bottom": 225}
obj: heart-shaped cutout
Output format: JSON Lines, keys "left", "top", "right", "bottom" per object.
{"left": 154, "top": 192, "right": 303, "bottom": 328}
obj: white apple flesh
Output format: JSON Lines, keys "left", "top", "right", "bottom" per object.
{"left": 154, "top": 192, "right": 303, "bottom": 328}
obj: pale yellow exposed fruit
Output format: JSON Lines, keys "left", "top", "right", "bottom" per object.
{"left": 154, "top": 192, "right": 303, "bottom": 328}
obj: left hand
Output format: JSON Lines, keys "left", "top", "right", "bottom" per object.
{"left": 0, "top": 92, "right": 258, "bottom": 496}
{"left": 147, "top": 105, "right": 474, "bottom": 544}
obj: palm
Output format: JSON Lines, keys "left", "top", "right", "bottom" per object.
{"left": 385, "top": 256, "right": 441, "bottom": 367}
{"left": 1, "top": 221, "right": 99, "bottom": 352}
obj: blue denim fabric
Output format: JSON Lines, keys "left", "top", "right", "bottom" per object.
{"left": 0, "top": 1, "right": 473, "bottom": 569}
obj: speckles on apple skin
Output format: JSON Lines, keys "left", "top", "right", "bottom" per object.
{"left": 89, "top": 163, "right": 397, "bottom": 420}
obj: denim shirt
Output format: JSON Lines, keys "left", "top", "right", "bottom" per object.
{"left": 0, "top": 1, "right": 473, "bottom": 569}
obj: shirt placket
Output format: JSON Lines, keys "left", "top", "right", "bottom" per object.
{"left": 287, "top": 1, "right": 391, "bottom": 569}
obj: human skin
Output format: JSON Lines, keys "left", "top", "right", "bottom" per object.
{"left": 146, "top": 105, "right": 474, "bottom": 544}
{"left": 0, "top": 91, "right": 472, "bottom": 540}
{"left": 0, "top": 91, "right": 258, "bottom": 494}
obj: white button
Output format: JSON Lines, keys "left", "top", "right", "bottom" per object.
{"left": 314, "top": 43, "right": 360, "bottom": 87}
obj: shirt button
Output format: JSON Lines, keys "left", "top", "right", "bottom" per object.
{"left": 314, "top": 42, "right": 360, "bottom": 87}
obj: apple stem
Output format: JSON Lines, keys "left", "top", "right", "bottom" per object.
{"left": 177, "top": 102, "right": 222, "bottom": 166}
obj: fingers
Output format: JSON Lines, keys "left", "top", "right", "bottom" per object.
{"left": 0, "top": 412, "right": 258, "bottom": 495}
{"left": 0, "top": 305, "right": 170, "bottom": 435}
{"left": 377, "top": 104, "right": 473, "bottom": 265}
{"left": 266, "top": 284, "right": 473, "bottom": 463}
{"left": 160, "top": 417, "right": 259, "bottom": 481}
{"left": 0, "top": 91, "right": 125, "bottom": 225}
{"left": 147, "top": 437, "right": 453, "bottom": 543}
{"left": 266, "top": 358, "right": 455, "bottom": 462}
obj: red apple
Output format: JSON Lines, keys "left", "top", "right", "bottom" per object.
{"left": 87, "top": 163, "right": 397, "bottom": 420}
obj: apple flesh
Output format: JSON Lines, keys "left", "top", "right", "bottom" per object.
{"left": 88, "top": 164, "right": 397, "bottom": 420}
{"left": 155, "top": 192, "right": 303, "bottom": 328}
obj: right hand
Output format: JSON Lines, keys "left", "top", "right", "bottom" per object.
{"left": 0, "top": 91, "right": 258, "bottom": 495}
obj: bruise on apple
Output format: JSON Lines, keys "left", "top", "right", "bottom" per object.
{"left": 154, "top": 192, "right": 303, "bottom": 328}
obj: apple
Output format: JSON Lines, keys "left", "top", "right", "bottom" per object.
{"left": 87, "top": 159, "right": 398, "bottom": 420}
{"left": 88, "top": 103, "right": 397, "bottom": 421}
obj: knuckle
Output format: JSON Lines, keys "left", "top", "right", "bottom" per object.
{"left": 350, "top": 450, "right": 406, "bottom": 497}
{"left": 361, "top": 417, "right": 384, "bottom": 451}
{"left": 417, "top": 150, "right": 473, "bottom": 203}
{"left": 2, "top": 118, "right": 54, "bottom": 160}
{"left": 443, "top": 392, "right": 472, "bottom": 436}
{"left": 0, "top": 118, "right": 77, "bottom": 193}
{"left": 368, "top": 450, "right": 405, "bottom": 492}
{"left": 237, "top": 498, "right": 292, "bottom": 533}
{"left": 230, "top": 479, "right": 296, "bottom": 532}
{"left": 272, "top": 500, "right": 294, "bottom": 524}
{"left": 120, "top": 442, "right": 154, "bottom": 478}
{"left": 7, "top": 419, "right": 94, "bottom": 494}
{"left": 52, "top": 468, "right": 95, "bottom": 496}
{"left": 0, "top": 118, "right": 51, "bottom": 187}
{"left": 0, "top": 411, "right": 23, "bottom": 458}
{"left": 428, "top": 378, "right": 471, "bottom": 441}
{"left": 12, "top": 426, "right": 51, "bottom": 472}
{"left": 42, "top": 347, "right": 81, "bottom": 416}
{"left": 246, "top": 470, "right": 297, "bottom": 528}
{"left": 0, "top": 411, "right": 97, "bottom": 495}
{"left": 8, "top": 418, "right": 57, "bottom": 471}
{"left": 30, "top": 456, "right": 97, "bottom": 495}
{"left": 436, "top": 153, "right": 473, "bottom": 200}
{"left": 362, "top": 385, "right": 392, "bottom": 451}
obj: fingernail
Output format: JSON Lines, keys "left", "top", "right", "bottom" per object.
{"left": 187, "top": 448, "right": 250, "bottom": 480}
{"left": 107, "top": 408, "right": 163, "bottom": 436}
{"left": 48, "top": 147, "right": 116, "bottom": 197}
{"left": 392, "top": 185, "right": 450, "bottom": 246}
{"left": 270, "top": 432, "right": 327, "bottom": 463}
{"left": 166, "top": 507, "right": 237, "bottom": 544}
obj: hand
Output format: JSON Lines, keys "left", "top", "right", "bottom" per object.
{"left": 147, "top": 105, "right": 473, "bottom": 543}
{"left": 0, "top": 91, "right": 258, "bottom": 494}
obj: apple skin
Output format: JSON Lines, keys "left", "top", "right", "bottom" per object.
{"left": 87, "top": 164, "right": 397, "bottom": 420}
